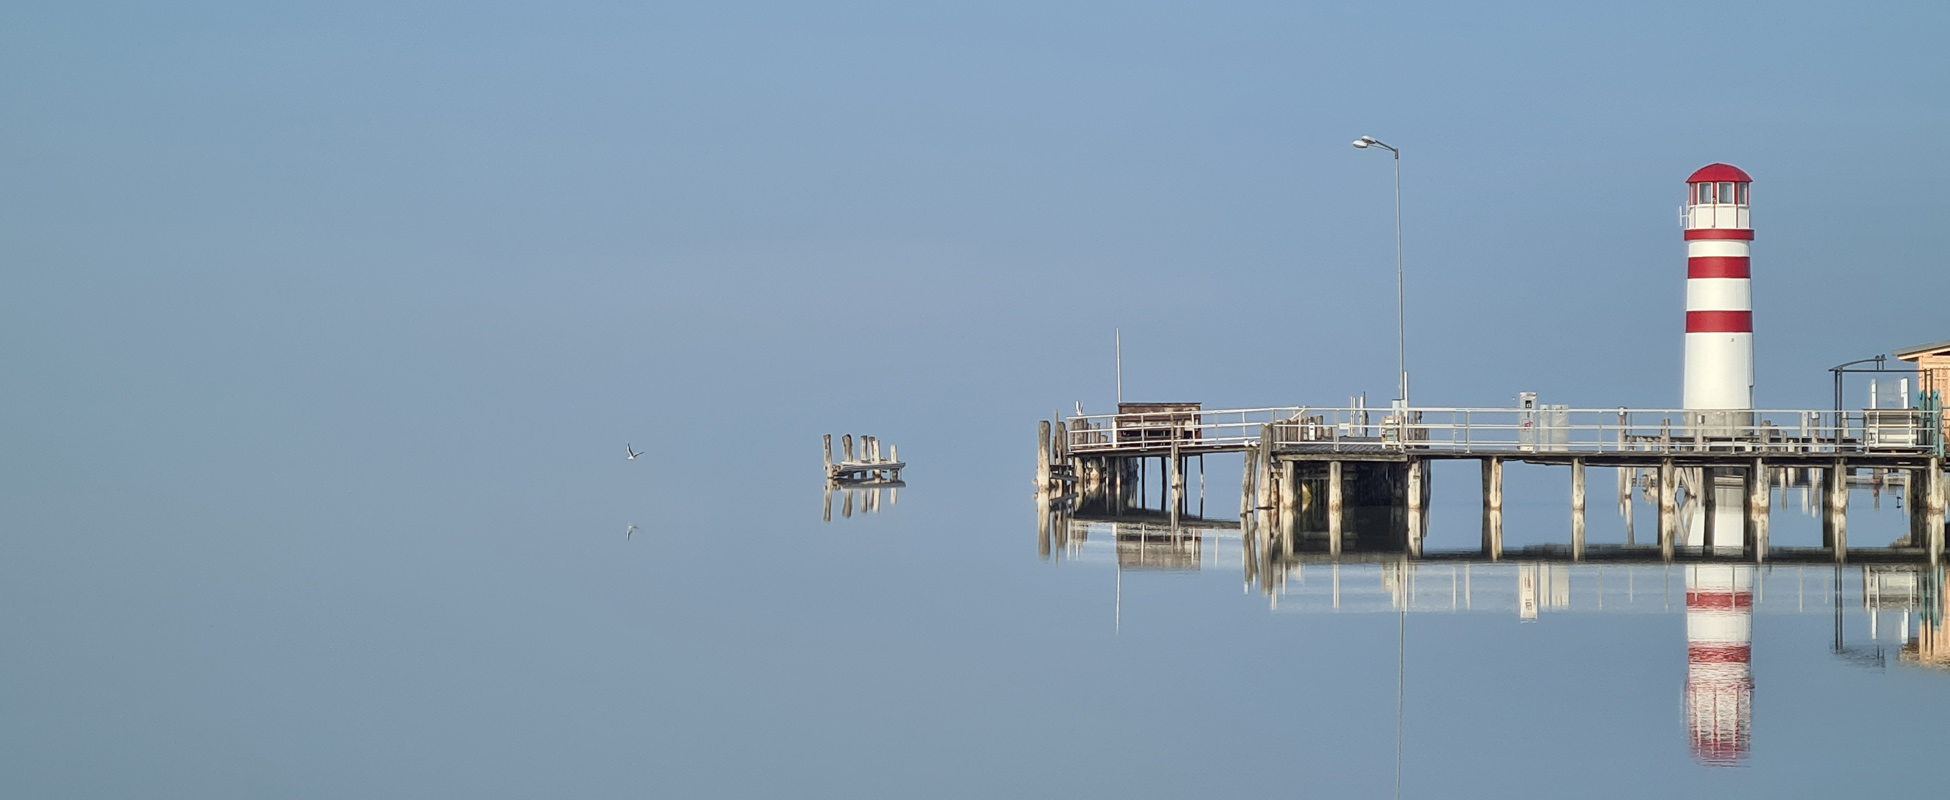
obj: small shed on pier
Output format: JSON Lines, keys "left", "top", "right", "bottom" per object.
{"left": 1895, "top": 338, "right": 1950, "bottom": 444}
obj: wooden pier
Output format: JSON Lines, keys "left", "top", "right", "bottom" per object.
{"left": 1036, "top": 405, "right": 1949, "bottom": 565}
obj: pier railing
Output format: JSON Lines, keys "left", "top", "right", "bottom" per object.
{"left": 1063, "top": 406, "right": 1943, "bottom": 458}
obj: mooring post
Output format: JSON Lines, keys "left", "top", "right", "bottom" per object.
{"left": 1407, "top": 459, "right": 1425, "bottom": 557}
{"left": 1701, "top": 466, "right": 1719, "bottom": 550}
{"left": 1036, "top": 489, "right": 1051, "bottom": 559}
{"left": 1481, "top": 458, "right": 1503, "bottom": 560}
{"left": 1256, "top": 424, "right": 1274, "bottom": 517}
{"left": 1747, "top": 457, "right": 1769, "bottom": 562}
{"left": 1328, "top": 460, "right": 1344, "bottom": 557}
{"left": 1167, "top": 438, "right": 1181, "bottom": 529}
{"left": 1570, "top": 457, "right": 1586, "bottom": 561}
{"left": 1240, "top": 445, "right": 1257, "bottom": 520}
{"left": 1035, "top": 421, "right": 1051, "bottom": 493}
{"left": 1280, "top": 460, "right": 1297, "bottom": 556}
{"left": 1658, "top": 459, "right": 1677, "bottom": 561}
{"left": 1927, "top": 457, "right": 1945, "bottom": 565}
{"left": 843, "top": 434, "right": 855, "bottom": 463}
{"left": 1828, "top": 458, "right": 1849, "bottom": 562}
{"left": 823, "top": 434, "right": 833, "bottom": 475}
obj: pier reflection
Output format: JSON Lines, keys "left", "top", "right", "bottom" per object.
{"left": 1039, "top": 493, "right": 1943, "bottom": 766}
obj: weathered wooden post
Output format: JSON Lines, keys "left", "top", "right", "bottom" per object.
{"left": 1570, "top": 458, "right": 1586, "bottom": 561}
{"left": 1746, "top": 458, "right": 1770, "bottom": 562}
{"left": 1927, "top": 458, "right": 1945, "bottom": 565}
{"left": 1280, "top": 460, "right": 1298, "bottom": 557}
{"left": 1827, "top": 458, "right": 1849, "bottom": 562}
{"left": 1328, "top": 460, "right": 1344, "bottom": 557}
{"left": 1036, "top": 488, "right": 1051, "bottom": 559}
{"left": 1481, "top": 458, "right": 1503, "bottom": 560}
{"left": 1240, "top": 447, "right": 1257, "bottom": 521}
{"left": 1407, "top": 459, "right": 1425, "bottom": 557}
{"left": 823, "top": 434, "right": 833, "bottom": 475}
{"left": 1658, "top": 459, "right": 1677, "bottom": 561}
{"left": 1701, "top": 466, "right": 1719, "bottom": 549}
{"left": 1255, "top": 425, "right": 1274, "bottom": 516}
{"left": 1036, "top": 421, "right": 1052, "bottom": 493}
{"left": 1167, "top": 438, "right": 1181, "bottom": 529}
{"left": 843, "top": 434, "right": 856, "bottom": 463}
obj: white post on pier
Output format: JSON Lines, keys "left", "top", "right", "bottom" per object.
{"left": 1328, "top": 460, "right": 1344, "bottom": 557}
{"left": 1570, "top": 458, "right": 1586, "bottom": 561}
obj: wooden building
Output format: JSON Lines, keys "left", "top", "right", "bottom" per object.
{"left": 1895, "top": 338, "right": 1950, "bottom": 444}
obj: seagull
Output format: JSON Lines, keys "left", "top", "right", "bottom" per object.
{"left": 627, "top": 525, "right": 638, "bottom": 540}
{"left": 626, "top": 444, "right": 642, "bottom": 460}
{"left": 1075, "top": 401, "right": 1084, "bottom": 417}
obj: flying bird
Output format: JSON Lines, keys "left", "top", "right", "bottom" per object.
{"left": 626, "top": 444, "right": 642, "bottom": 460}
{"left": 627, "top": 525, "right": 638, "bottom": 540}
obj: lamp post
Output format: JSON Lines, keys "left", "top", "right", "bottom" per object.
{"left": 1354, "top": 135, "right": 1407, "bottom": 409}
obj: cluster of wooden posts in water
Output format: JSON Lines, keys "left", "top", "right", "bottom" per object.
{"left": 1034, "top": 404, "right": 1950, "bottom": 565}
{"left": 824, "top": 434, "right": 904, "bottom": 522}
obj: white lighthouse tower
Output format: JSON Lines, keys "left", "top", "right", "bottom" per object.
{"left": 1682, "top": 164, "right": 1755, "bottom": 416}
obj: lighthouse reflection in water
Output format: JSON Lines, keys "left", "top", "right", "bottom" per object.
{"left": 1040, "top": 506, "right": 1943, "bottom": 768}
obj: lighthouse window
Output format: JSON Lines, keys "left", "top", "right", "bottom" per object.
{"left": 1696, "top": 184, "right": 1712, "bottom": 204}
{"left": 1737, "top": 183, "right": 1748, "bottom": 204}
{"left": 1718, "top": 182, "right": 1735, "bottom": 203}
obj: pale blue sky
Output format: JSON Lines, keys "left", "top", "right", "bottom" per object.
{"left": 3, "top": 2, "right": 1947, "bottom": 797}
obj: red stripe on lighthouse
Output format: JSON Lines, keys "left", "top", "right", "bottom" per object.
{"left": 1685, "top": 229, "right": 1755, "bottom": 241}
{"left": 1688, "top": 257, "right": 1751, "bottom": 279}
{"left": 1686, "top": 311, "right": 1752, "bottom": 333}
{"left": 1686, "top": 591, "right": 1754, "bottom": 610}
{"left": 1688, "top": 645, "right": 1753, "bottom": 664}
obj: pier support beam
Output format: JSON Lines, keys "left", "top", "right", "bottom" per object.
{"left": 1658, "top": 459, "right": 1677, "bottom": 561}
{"left": 1746, "top": 458, "right": 1770, "bottom": 563}
{"left": 1407, "top": 459, "right": 1425, "bottom": 557}
{"left": 1481, "top": 458, "right": 1503, "bottom": 560}
{"left": 1035, "top": 422, "right": 1051, "bottom": 493}
{"left": 1570, "top": 458, "right": 1586, "bottom": 561}
{"left": 1328, "top": 460, "right": 1344, "bottom": 557}
{"left": 1825, "top": 458, "right": 1849, "bottom": 562}
{"left": 1928, "top": 458, "right": 1945, "bottom": 565}
{"left": 1167, "top": 439, "right": 1181, "bottom": 529}
{"left": 1701, "top": 467, "right": 1719, "bottom": 550}
{"left": 1255, "top": 425, "right": 1274, "bottom": 518}
{"left": 1239, "top": 445, "right": 1256, "bottom": 521}
{"left": 1280, "top": 460, "right": 1297, "bottom": 556}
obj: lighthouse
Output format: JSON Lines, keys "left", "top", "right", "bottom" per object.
{"left": 1682, "top": 164, "right": 1755, "bottom": 417}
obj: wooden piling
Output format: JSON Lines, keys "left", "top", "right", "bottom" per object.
{"left": 1280, "top": 460, "right": 1297, "bottom": 557}
{"left": 1407, "top": 459, "right": 1425, "bottom": 557}
{"left": 1746, "top": 458, "right": 1769, "bottom": 562}
{"left": 1658, "top": 459, "right": 1677, "bottom": 561}
{"left": 1570, "top": 458, "right": 1586, "bottom": 561}
{"left": 823, "top": 434, "right": 833, "bottom": 473}
{"left": 1328, "top": 460, "right": 1344, "bottom": 557}
{"left": 1167, "top": 438, "right": 1181, "bottom": 529}
{"left": 843, "top": 434, "right": 856, "bottom": 463}
{"left": 1702, "top": 467, "right": 1719, "bottom": 549}
{"left": 1827, "top": 458, "right": 1849, "bottom": 562}
{"left": 1240, "top": 445, "right": 1257, "bottom": 520}
{"left": 1255, "top": 425, "right": 1274, "bottom": 515}
{"left": 1481, "top": 458, "right": 1503, "bottom": 560}
{"left": 1928, "top": 458, "right": 1945, "bottom": 565}
{"left": 1035, "top": 421, "right": 1051, "bottom": 492}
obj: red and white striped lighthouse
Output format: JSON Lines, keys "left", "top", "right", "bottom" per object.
{"left": 1682, "top": 164, "right": 1754, "bottom": 413}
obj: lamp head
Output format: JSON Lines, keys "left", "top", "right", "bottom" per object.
{"left": 1352, "top": 139, "right": 1370, "bottom": 149}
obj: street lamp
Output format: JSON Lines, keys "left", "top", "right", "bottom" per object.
{"left": 1354, "top": 135, "right": 1407, "bottom": 408}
